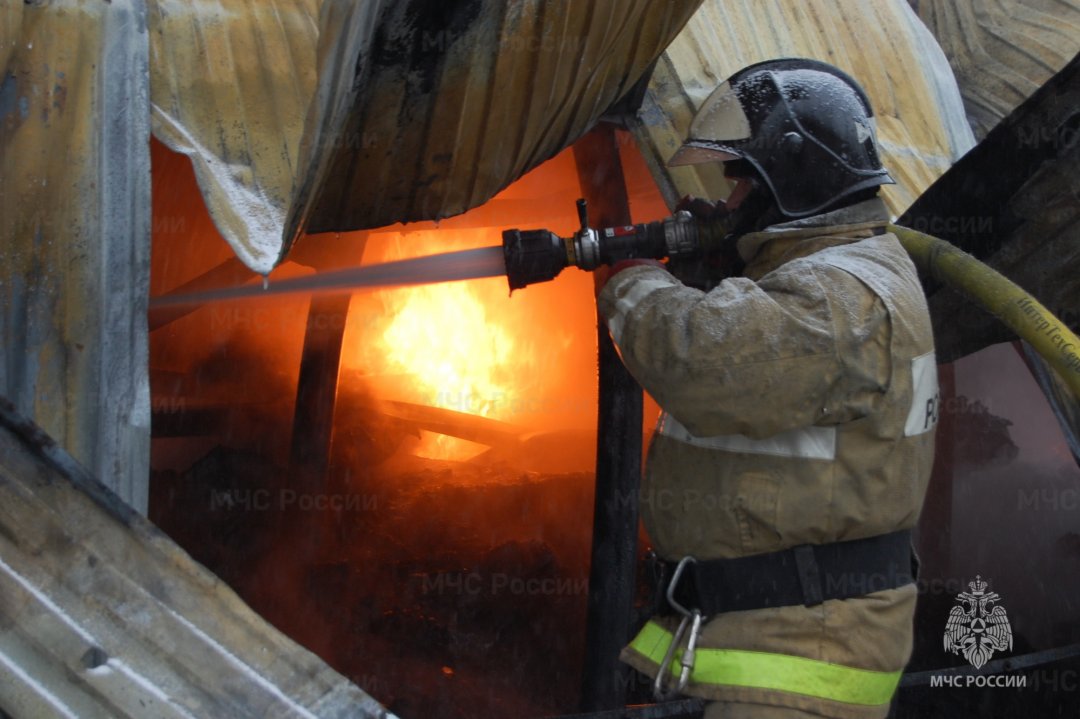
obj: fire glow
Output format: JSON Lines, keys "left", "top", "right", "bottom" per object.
{"left": 345, "top": 227, "right": 554, "bottom": 462}
{"left": 374, "top": 239, "right": 519, "bottom": 460}
{"left": 382, "top": 280, "right": 515, "bottom": 419}
{"left": 149, "top": 137, "right": 672, "bottom": 719}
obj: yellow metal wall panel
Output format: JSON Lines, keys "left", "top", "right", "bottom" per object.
{"left": 914, "top": 0, "right": 1080, "bottom": 139}
{"left": 143, "top": 1, "right": 991, "bottom": 270}
{"left": 633, "top": 0, "right": 976, "bottom": 217}
{"left": 0, "top": 2, "right": 22, "bottom": 74}
{"left": 148, "top": 0, "right": 321, "bottom": 274}
{"left": 0, "top": 0, "right": 150, "bottom": 511}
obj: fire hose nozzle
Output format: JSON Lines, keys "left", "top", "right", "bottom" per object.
{"left": 502, "top": 228, "right": 569, "bottom": 291}
{"left": 502, "top": 199, "right": 737, "bottom": 291}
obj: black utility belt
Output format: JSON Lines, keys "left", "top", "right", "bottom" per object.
{"left": 658, "top": 529, "right": 916, "bottom": 616}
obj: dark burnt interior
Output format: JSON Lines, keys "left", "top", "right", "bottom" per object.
{"left": 147, "top": 133, "right": 667, "bottom": 718}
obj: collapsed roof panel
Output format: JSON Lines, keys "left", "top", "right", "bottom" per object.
{"left": 148, "top": 0, "right": 322, "bottom": 275}
{"left": 144, "top": 1, "right": 1074, "bottom": 274}
{"left": 0, "top": 398, "right": 394, "bottom": 719}
{"left": 148, "top": 0, "right": 702, "bottom": 272}
{"left": 632, "top": 0, "right": 977, "bottom": 217}
{"left": 287, "top": 0, "right": 705, "bottom": 247}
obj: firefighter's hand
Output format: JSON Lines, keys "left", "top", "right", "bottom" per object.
{"left": 595, "top": 259, "right": 665, "bottom": 296}
{"left": 675, "top": 194, "right": 729, "bottom": 221}
{"left": 670, "top": 196, "right": 742, "bottom": 289}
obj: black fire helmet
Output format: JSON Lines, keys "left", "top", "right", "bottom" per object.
{"left": 668, "top": 58, "right": 894, "bottom": 218}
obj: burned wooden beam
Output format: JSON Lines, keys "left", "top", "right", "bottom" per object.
{"left": 573, "top": 122, "right": 644, "bottom": 712}
{"left": 287, "top": 293, "right": 353, "bottom": 556}
{"left": 380, "top": 400, "right": 523, "bottom": 447}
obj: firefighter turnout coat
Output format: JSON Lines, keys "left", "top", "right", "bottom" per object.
{"left": 597, "top": 198, "right": 937, "bottom": 719}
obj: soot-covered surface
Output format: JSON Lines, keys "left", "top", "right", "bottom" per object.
{"left": 152, "top": 434, "right": 601, "bottom": 718}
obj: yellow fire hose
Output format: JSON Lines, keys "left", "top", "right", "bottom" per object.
{"left": 888, "top": 223, "right": 1080, "bottom": 401}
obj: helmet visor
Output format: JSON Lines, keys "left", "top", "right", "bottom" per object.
{"left": 667, "top": 143, "right": 740, "bottom": 166}
{"left": 667, "top": 81, "right": 752, "bottom": 167}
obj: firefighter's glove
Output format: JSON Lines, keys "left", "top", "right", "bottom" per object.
{"left": 675, "top": 194, "right": 729, "bottom": 221}
{"left": 671, "top": 195, "right": 744, "bottom": 289}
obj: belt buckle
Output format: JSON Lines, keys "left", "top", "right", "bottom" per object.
{"left": 653, "top": 556, "right": 704, "bottom": 701}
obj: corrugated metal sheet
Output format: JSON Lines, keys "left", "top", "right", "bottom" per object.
{"left": 148, "top": 0, "right": 321, "bottom": 275}
{"left": 632, "top": 0, "right": 977, "bottom": 217}
{"left": 148, "top": 0, "right": 701, "bottom": 271}
{"left": 288, "top": 0, "right": 704, "bottom": 246}
{"left": 915, "top": 0, "right": 1080, "bottom": 139}
{"left": 0, "top": 0, "right": 150, "bottom": 511}
{"left": 0, "top": 397, "right": 394, "bottom": 719}
{"left": 0, "top": 3, "right": 21, "bottom": 73}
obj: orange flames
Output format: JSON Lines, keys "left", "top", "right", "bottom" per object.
{"left": 335, "top": 140, "right": 669, "bottom": 467}
{"left": 381, "top": 265, "right": 514, "bottom": 418}
{"left": 148, "top": 134, "right": 678, "bottom": 719}
{"left": 370, "top": 232, "right": 522, "bottom": 459}
{"left": 341, "top": 224, "right": 599, "bottom": 464}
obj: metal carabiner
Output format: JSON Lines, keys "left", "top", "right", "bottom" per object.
{"left": 653, "top": 556, "right": 703, "bottom": 701}
{"left": 653, "top": 611, "right": 688, "bottom": 701}
{"left": 665, "top": 555, "right": 697, "bottom": 618}
{"left": 676, "top": 609, "right": 703, "bottom": 693}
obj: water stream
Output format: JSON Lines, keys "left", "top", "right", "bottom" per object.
{"left": 149, "top": 245, "right": 508, "bottom": 309}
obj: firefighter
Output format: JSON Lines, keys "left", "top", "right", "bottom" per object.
{"left": 597, "top": 59, "right": 938, "bottom": 718}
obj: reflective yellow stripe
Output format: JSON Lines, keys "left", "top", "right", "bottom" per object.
{"left": 630, "top": 621, "right": 902, "bottom": 706}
